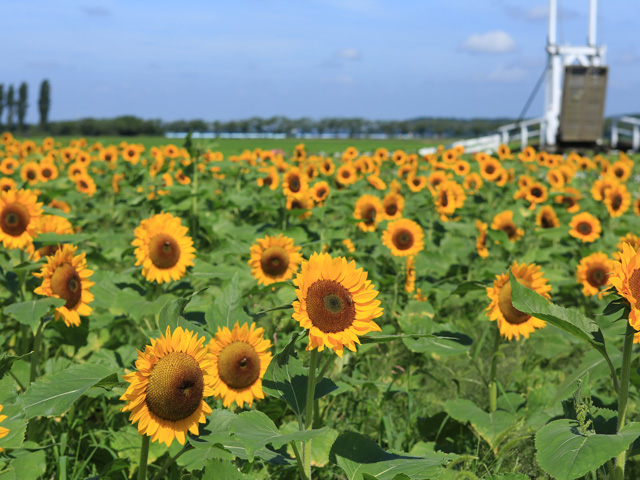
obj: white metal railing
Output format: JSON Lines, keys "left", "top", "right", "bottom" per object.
{"left": 450, "top": 134, "right": 502, "bottom": 154}
{"left": 497, "top": 117, "right": 545, "bottom": 150}
{"left": 611, "top": 116, "right": 640, "bottom": 151}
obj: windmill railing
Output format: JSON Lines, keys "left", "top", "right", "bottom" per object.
{"left": 496, "top": 117, "right": 545, "bottom": 150}
{"left": 611, "top": 116, "right": 640, "bottom": 151}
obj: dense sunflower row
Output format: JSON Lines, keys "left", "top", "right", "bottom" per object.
{"left": 1, "top": 130, "right": 640, "bottom": 476}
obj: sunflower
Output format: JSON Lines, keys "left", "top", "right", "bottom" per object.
{"left": 577, "top": 252, "right": 612, "bottom": 297}
{"left": 486, "top": 262, "right": 551, "bottom": 340}
{"left": 391, "top": 150, "right": 406, "bottom": 166}
{"left": 518, "top": 146, "right": 536, "bottom": 163}
{"left": 0, "top": 405, "right": 9, "bottom": 451}
{"left": 406, "top": 174, "right": 428, "bottom": 193}
{"left": 533, "top": 206, "right": 558, "bottom": 230}
{"left": 33, "top": 244, "right": 94, "bottom": 327}
{"left": 132, "top": 212, "right": 196, "bottom": 284}
{"left": 0, "top": 178, "right": 16, "bottom": 193}
{"left": 353, "top": 195, "right": 383, "bottom": 232}
{"left": 282, "top": 167, "right": 308, "bottom": 197}
{"left": 335, "top": 163, "right": 357, "bottom": 187}
{"left": 405, "top": 256, "right": 416, "bottom": 293}
{"left": 120, "top": 326, "right": 214, "bottom": 446}
{"left": 569, "top": 212, "right": 601, "bottom": 243}
{"left": 30, "top": 215, "right": 75, "bottom": 261}
{"left": 463, "top": 172, "right": 483, "bottom": 193}
{"left": 497, "top": 144, "right": 513, "bottom": 160}
{"left": 608, "top": 160, "right": 631, "bottom": 182}
{"left": 20, "top": 162, "right": 40, "bottom": 185}
{"left": 546, "top": 168, "right": 565, "bottom": 190}
{"left": 634, "top": 197, "right": 640, "bottom": 217}
{"left": 610, "top": 243, "right": 640, "bottom": 330}
{"left": 0, "top": 188, "right": 43, "bottom": 250}
{"left": 479, "top": 158, "right": 503, "bottom": 182}
{"left": 319, "top": 158, "right": 335, "bottom": 176}
{"left": 310, "top": 181, "right": 330, "bottom": 206}
{"left": 208, "top": 322, "right": 272, "bottom": 408}
{"left": 248, "top": 233, "right": 302, "bottom": 286}
{"left": 49, "top": 199, "right": 71, "bottom": 213}
{"left": 382, "top": 192, "right": 404, "bottom": 220}
{"left": 39, "top": 162, "right": 59, "bottom": 182}
{"left": 604, "top": 183, "right": 631, "bottom": 218}
{"left": 382, "top": 218, "right": 425, "bottom": 257}
{"left": 367, "top": 175, "right": 387, "bottom": 191}
{"left": 342, "top": 238, "right": 355, "bottom": 253}
{"left": 525, "top": 182, "right": 548, "bottom": 208}
{"left": 75, "top": 173, "right": 97, "bottom": 197}
{"left": 292, "top": 252, "right": 383, "bottom": 357}
{"left": 286, "top": 192, "right": 313, "bottom": 219}
{"left": 256, "top": 167, "right": 280, "bottom": 191}
{"left": 591, "top": 178, "right": 617, "bottom": 202}
{"left": 475, "top": 220, "right": 489, "bottom": 258}
{"left": 491, "top": 210, "right": 523, "bottom": 242}
{"left": 616, "top": 234, "right": 640, "bottom": 258}
{"left": 0, "top": 158, "right": 19, "bottom": 175}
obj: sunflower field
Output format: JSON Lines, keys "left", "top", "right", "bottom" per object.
{"left": 1, "top": 131, "right": 640, "bottom": 480}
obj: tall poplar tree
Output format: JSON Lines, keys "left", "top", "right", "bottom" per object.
{"left": 17, "top": 82, "right": 28, "bottom": 132}
{"left": 38, "top": 79, "right": 51, "bottom": 131}
{"left": 0, "top": 85, "right": 4, "bottom": 128}
{"left": 6, "top": 85, "right": 15, "bottom": 130}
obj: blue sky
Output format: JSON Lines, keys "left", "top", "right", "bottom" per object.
{"left": 4, "top": 0, "right": 640, "bottom": 122}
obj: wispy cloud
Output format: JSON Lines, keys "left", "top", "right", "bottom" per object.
{"left": 336, "top": 48, "right": 362, "bottom": 61}
{"left": 459, "top": 31, "right": 516, "bottom": 54}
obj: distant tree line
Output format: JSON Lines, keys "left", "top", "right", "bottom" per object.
{"left": 0, "top": 80, "right": 51, "bottom": 133}
{"left": 38, "top": 115, "right": 521, "bottom": 138}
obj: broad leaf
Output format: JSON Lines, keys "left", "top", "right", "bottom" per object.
{"left": 206, "top": 272, "right": 250, "bottom": 331}
{"left": 158, "top": 296, "right": 191, "bottom": 331}
{"left": 3, "top": 298, "right": 65, "bottom": 333}
{"left": 329, "top": 431, "right": 454, "bottom": 480}
{"left": 535, "top": 419, "right": 640, "bottom": 480}
{"left": 0, "top": 352, "right": 32, "bottom": 382}
{"left": 444, "top": 399, "right": 515, "bottom": 448}
{"left": 20, "top": 363, "right": 118, "bottom": 419}
{"left": 230, "top": 410, "right": 327, "bottom": 460}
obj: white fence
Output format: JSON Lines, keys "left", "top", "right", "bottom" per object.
{"left": 611, "top": 116, "right": 640, "bottom": 151}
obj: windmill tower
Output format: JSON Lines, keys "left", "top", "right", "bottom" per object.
{"left": 543, "top": 0, "right": 607, "bottom": 148}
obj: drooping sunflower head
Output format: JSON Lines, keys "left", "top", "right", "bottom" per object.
{"left": 292, "top": 252, "right": 383, "bottom": 357}
{"left": 33, "top": 244, "right": 94, "bottom": 327}
{"left": 209, "top": 322, "right": 272, "bottom": 408}
{"left": 604, "top": 183, "right": 631, "bottom": 218}
{"left": 577, "top": 252, "right": 612, "bottom": 297}
{"left": 0, "top": 188, "right": 43, "bottom": 250}
{"left": 486, "top": 261, "right": 552, "bottom": 340}
{"left": 491, "top": 210, "right": 524, "bottom": 242}
{"left": 132, "top": 212, "right": 196, "bottom": 284}
{"left": 382, "top": 191, "right": 404, "bottom": 220}
{"left": 248, "top": 233, "right": 302, "bottom": 286}
{"left": 405, "top": 256, "right": 416, "bottom": 293}
{"left": 382, "top": 218, "right": 425, "bottom": 257}
{"left": 609, "top": 243, "right": 640, "bottom": 330}
{"left": 535, "top": 205, "right": 560, "bottom": 229}
{"left": 353, "top": 194, "right": 383, "bottom": 232}
{"left": 120, "top": 326, "right": 214, "bottom": 446}
{"left": 569, "top": 212, "right": 601, "bottom": 243}
{"left": 475, "top": 220, "right": 489, "bottom": 258}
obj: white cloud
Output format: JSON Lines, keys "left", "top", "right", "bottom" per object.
{"left": 486, "top": 65, "right": 529, "bottom": 83}
{"left": 459, "top": 31, "right": 516, "bottom": 54}
{"left": 336, "top": 48, "right": 361, "bottom": 61}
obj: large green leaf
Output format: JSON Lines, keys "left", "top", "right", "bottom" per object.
{"left": 229, "top": 410, "right": 327, "bottom": 461}
{"left": 3, "top": 298, "right": 65, "bottom": 333}
{"left": 3, "top": 447, "right": 46, "bottom": 480}
{"left": 20, "top": 363, "right": 118, "bottom": 419}
{"left": 0, "top": 353, "right": 32, "bottom": 382}
{"left": 444, "top": 399, "right": 516, "bottom": 448}
{"left": 0, "top": 402, "right": 27, "bottom": 450}
{"left": 262, "top": 332, "right": 337, "bottom": 416}
{"left": 205, "top": 272, "right": 251, "bottom": 331}
{"left": 329, "top": 431, "right": 454, "bottom": 480}
{"left": 201, "top": 459, "right": 251, "bottom": 480}
{"left": 535, "top": 419, "right": 640, "bottom": 480}
{"left": 113, "top": 288, "right": 173, "bottom": 321}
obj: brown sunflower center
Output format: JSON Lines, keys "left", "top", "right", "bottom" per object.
{"left": 611, "top": 194, "right": 622, "bottom": 210}
{"left": 41, "top": 167, "right": 52, "bottom": 178}
{"left": 392, "top": 228, "right": 415, "bottom": 250}
{"left": 541, "top": 213, "right": 555, "bottom": 229}
{"left": 562, "top": 197, "right": 576, "bottom": 208}
{"left": 501, "top": 223, "right": 517, "bottom": 240}
{"left": 577, "top": 221, "right": 592, "bottom": 235}
{"left": 1, "top": 202, "right": 31, "bottom": 237}
{"left": 50, "top": 263, "right": 83, "bottom": 310}
{"left": 587, "top": 264, "right": 609, "bottom": 287}
{"left": 146, "top": 351, "right": 204, "bottom": 421}
{"left": 341, "top": 170, "right": 351, "bottom": 178}
{"left": 149, "top": 234, "right": 181, "bottom": 269}
{"left": 26, "top": 169, "right": 37, "bottom": 180}
{"left": 260, "top": 246, "right": 290, "bottom": 277}
{"left": 485, "top": 165, "right": 495, "bottom": 174}
{"left": 629, "top": 269, "right": 640, "bottom": 302}
{"left": 615, "top": 168, "right": 624, "bottom": 178}
{"left": 289, "top": 176, "right": 301, "bottom": 192}
{"left": 441, "top": 191, "right": 449, "bottom": 207}
{"left": 530, "top": 187, "right": 543, "bottom": 198}
{"left": 37, "top": 245, "right": 59, "bottom": 259}
{"left": 362, "top": 205, "right": 377, "bottom": 224}
{"left": 305, "top": 279, "right": 356, "bottom": 333}
{"left": 217, "top": 341, "right": 261, "bottom": 390}
{"left": 497, "top": 278, "right": 533, "bottom": 325}
{"left": 317, "top": 188, "right": 327, "bottom": 198}
{"left": 264, "top": 176, "right": 273, "bottom": 186}
{"left": 79, "top": 180, "right": 88, "bottom": 189}
{"left": 385, "top": 203, "right": 398, "bottom": 216}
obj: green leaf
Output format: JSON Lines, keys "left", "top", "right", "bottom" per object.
{"left": 329, "top": 431, "right": 454, "bottom": 480}
{"left": 201, "top": 459, "right": 252, "bottom": 479}
{"left": 509, "top": 271, "right": 609, "bottom": 358}
{"left": 4, "top": 448, "right": 46, "bottom": 480}
{"left": 32, "top": 232, "right": 88, "bottom": 247}
{"left": 448, "top": 280, "right": 490, "bottom": 297}
{"left": 484, "top": 475, "right": 529, "bottom": 480}
{"left": 262, "top": 332, "right": 337, "bottom": 416}
{"left": 0, "top": 352, "right": 32, "bottom": 382}
{"left": 206, "top": 272, "right": 251, "bottom": 331}
{"left": 158, "top": 297, "right": 191, "bottom": 332}
{"left": 535, "top": 419, "right": 640, "bottom": 480}
{"left": 444, "top": 399, "right": 516, "bottom": 448}
{"left": 20, "top": 363, "right": 118, "bottom": 419}
{"left": 229, "top": 410, "right": 327, "bottom": 461}
{"left": 0, "top": 403, "right": 27, "bottom": 449}
{"left": 3, "top": 298, "right": 66, "bottom": 333}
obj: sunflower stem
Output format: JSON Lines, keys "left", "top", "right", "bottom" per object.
{"left": 489, "top": 326, "right": 501, "bottom": 413}
{"left": 303, "top": 349, "right": 319, "bottom": 479}
{"left": 191, "top": 152, "right": 199, "bottom": 241}
{"left": 137, "top": 434, "right": 151, "bottom": 480}
{"left": 614, "top": 319, "right": 635, "bottom": 480}
{"left": 290, "top": 440, "right": 307, "bottom": 480}
{"left": 149, "top": 443, "right": 190, "bottom": 480}
{"left": 29, "top": 318, "right": 46, "bottom": 384}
